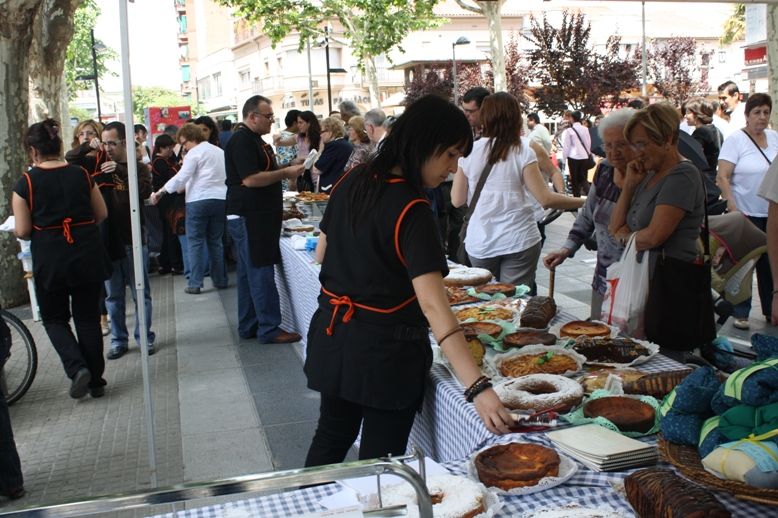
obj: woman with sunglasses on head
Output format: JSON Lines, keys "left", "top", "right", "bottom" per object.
{"left": 304, "top": 96, "right": 512, "bottom": 467}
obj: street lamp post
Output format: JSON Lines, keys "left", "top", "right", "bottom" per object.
{"left": 452, "top": 36, "right": 470, "bottom": 106}
{"left": 90, "top": 29, "right": 103, "bottom": 122}
{"left": 322, "top": 25, "right": 347, "bottom": 114}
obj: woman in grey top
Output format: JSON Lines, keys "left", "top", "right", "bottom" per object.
{"left": 609, "top": 103, "right": 707, "bottom": 356}
{"left": 543, "top": 108, "right": 636, "bottom": 320}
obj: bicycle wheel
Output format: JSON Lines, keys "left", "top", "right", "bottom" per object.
{"left": 0, "top": 310, "right": 37, "bottom": 405}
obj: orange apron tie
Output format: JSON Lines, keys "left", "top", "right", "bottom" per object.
{"left": 61, "top": 218, "right": 74, "bottom": 244}
{"left": 326, "top": 295, "right": 356, "bottom": 336}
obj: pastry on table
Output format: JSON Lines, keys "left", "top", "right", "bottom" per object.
{"left": 579, "top": 369, "right": 644, "bottom": 393}
{"left": 572, "top": 336, "right": 652, "bottom": 364}
{"left": 624, "top": 468, "right": 731, "bottom": 518}
{"left": 498, "top": 349, "right": 582, "bottom": 377}
{"left": 447, "top": 287, "right": 478, "bottom": 306}
{"left": 503, "top": 330, "right": 558, "bottom": 348}
{"left": 520, "top": 296, "right": 557, "bottom": 329}
{"left": 474, "top": 282, "right": 516, "bottom": 297}
{"left": 381, "top": 474, "right": 486, "bottom": 518}
{"left": 583, "top": 396, "right": 656, "bottom": 433}
{"left": 455, "top": 305, "right": 515, "bottom": 323}
{"left": 559, "top": 320, "right": 610, "bottom": 338}
{"left": 444, "top": 267, "right": 493, "bottom": 287}
{"left": 494, "top": 374, "right": 584, "bottom": 412}
{"left": 475, "top": 443, "right": 560, "bottom": 490}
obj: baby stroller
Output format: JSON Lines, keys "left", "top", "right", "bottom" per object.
{"left": 707, "top": 212, "right": 767, "bottom": 325}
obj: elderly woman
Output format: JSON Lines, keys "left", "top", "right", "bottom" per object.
{"left": 609, "top": 103, "right": 713, "bottom": 357}
{"left": 717, "top": 93, "right": 778, "bottom": 329}
{"left": 343, "top": 115, "right": 372, "bottom": 172}
{"left": 544, "top": 108, "right": 636, "bottom": 319}
{"left": 314, "top": 116, "right": 353, "bottom": 192}
{"left": 150, "top": 124, "right": 228, "bottom": 294}
{"left": 66, "top": 120, "right": 107, "bottom": 175}
{"left": 452, "top": 92, "right": 583, "bottom": 287}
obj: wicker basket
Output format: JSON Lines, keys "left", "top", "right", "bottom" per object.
{"left": 659, "top": 438, "right": 778, "bottom": 506}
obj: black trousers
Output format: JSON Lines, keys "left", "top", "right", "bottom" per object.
{"left": 158, "top": 217, "right": 184, "bottom": 272}
{"left": 0, "top": 313, "right": 23, "bottom": 493}
{"left": 567, "top": 157, "right": 591, "bottom": 198}
{"left": 305, "top": 393, "right": 417, "bottom": 467}
{"left": 36, "top": 282, "right": 106, "bottom": 388}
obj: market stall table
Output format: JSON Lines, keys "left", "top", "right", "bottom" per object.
{"left": 275, "top": 237, "right": 320, "bottom": 353}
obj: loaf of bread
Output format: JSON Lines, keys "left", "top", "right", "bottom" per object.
{"left": 624, "top": 468, "right": 731, "bottom": 518}
{"left": 520, "top": 296, "right": 557, "bottom": 329}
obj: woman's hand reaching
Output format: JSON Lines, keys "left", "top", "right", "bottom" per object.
{"left": 473, "top": 388, "right": 514, "bottom": 435}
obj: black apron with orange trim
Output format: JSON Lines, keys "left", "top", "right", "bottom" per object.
{"left": 304, "top": 170, "right": 448, "bottom": 411}
{"left": 14, "top": 165, "right": 112, "bottom": 291}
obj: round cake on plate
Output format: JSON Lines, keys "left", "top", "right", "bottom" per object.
{"left": 583, "top": 396, "right": 656, "bottom": 433}
{"left": 559, "top": 320, "right": 611, "bottom": 339}
{"left": 444, "top": 267, "right": 493, "bottom": 287}
{"left": 381, "top": 474, "right": 485, "bottom": 518}
{"left": 475, "top": 443, "right": 560, "bottom": 490}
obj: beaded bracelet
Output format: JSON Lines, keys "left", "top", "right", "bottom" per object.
{"left": 436, "top": 325, "right": 463, "bottom": 346}
{"left": 464, "top": 375, "right": 492, "bottom": 403}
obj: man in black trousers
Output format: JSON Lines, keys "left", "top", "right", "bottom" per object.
{"left": 0, "top": 309, "right": 24, "bottom": 500}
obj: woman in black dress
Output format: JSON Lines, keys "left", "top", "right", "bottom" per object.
{"left": 685, "top": 97, "right": 723, "bottom": 209}
{"left": 12, "top": 119, "right": 112, "bottom": 399}
{"left": 304, "top": 96, "right": 512, "bottom": 467}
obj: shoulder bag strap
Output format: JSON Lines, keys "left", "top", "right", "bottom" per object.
{"left": 741, "top": 128, "right": 772, "bottom": 165}
{"left": 571, "top": 127, "right": 592, "bottom": 158}
{"left": 464, "top": 161, "right": 495, "bottom": 221}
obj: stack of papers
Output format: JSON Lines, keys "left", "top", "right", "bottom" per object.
{"left": 547, "top": 424, "right": 658, "bottom": 472}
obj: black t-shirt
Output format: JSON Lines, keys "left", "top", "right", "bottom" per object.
{"left": 14, "top": 165, "right": 111, "bottom": 289}
{"left": 316, "top": 138, "right": 353, "bottom": 192}
{"left": 224, "top": 126, "right": 281, "bottom": 215}
{"left": 318, "top": 169, "right": 448, "bottom": 325}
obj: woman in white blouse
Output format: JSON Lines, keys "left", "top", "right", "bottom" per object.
{"left": 452, "top": 93, "right": 583, "bottom": 286}
{"left": 150, "top": 123, "right": 228, "bottom": 294}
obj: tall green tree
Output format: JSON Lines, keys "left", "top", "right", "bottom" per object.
{"left": 132, "top": 86, "right": 193, "bottom": 122}
{"left": 216, "top": 0, "right": 443, "bottom": 107}
{"left": 721, "top": 4, "right": 745, "bottom": 45}
{"left": 64, "top": 0, "right": 116, "bottom": 101}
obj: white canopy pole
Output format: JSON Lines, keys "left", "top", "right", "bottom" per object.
{"left": 117, "top": 0, "right": 158, "bottom": 488}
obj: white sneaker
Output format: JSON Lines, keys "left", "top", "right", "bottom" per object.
{"left": 733, "top": 318, "right": 750, "bottom": 330}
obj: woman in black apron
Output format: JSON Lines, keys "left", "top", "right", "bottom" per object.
{"left": 304, "top": 96, "right": 512, "bottom": 466}
{"left": 12, "top": 119, "right": 112, "bottom": 399}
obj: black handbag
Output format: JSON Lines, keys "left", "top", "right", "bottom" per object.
{"left": 456, "top": 161, "right": 494, "bottom": 265}
{"left": 296, "top": 168, "right": 315, "bottom": 193}
{"left": 644, "top": 167, "right": 716, "bottom": 351}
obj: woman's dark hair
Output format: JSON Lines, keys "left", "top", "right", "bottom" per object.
{"left": 481, "top": 92, "right": 523, "bottom": 165}
{"left": 285, "top": 109, "right": 301, "bottom": 128}
{"left": 745, "top": 93, "right": 772, "bottom": 116}
{"left": 25, "top": 118, "right": 63, "bottom": 157}
{"left": 685, "top": 97, "right": 713, "bottom": 125}
{"left": 193, "top": 115, "right": 219, "bottom": 146}
{"left": 347, "top": 95, "right": 473, "bottom": 231}
{"left": 152, "top": 133, "right": 176, "bottom": 158}
{"left": 298, "top": 111, "right": 321, "bottom": 151}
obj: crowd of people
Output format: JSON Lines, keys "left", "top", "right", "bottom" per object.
{"left": 3, "top": 79, "right": 778, "bottom": 498}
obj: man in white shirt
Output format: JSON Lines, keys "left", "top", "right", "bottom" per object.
{"left": 718, "top": 80, "right": 746, "bottom": 130}
{"left": 561, "top": 110, "right": 592, "bottom": 197}
{"left": 527, "top": 113, "right": 552, "bottom": 154}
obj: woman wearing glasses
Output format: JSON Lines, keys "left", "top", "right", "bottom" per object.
{"left": 609, "top": 103, "right": 711, "bottom": 358}
{"left": 716, "top": 93, "right": 778, "bottom": 329}
{"left": 313, "top": 116, "right": 353, "bottom": 192}
{"left": 66, "top": 120, "right": 107, "bottom": 176}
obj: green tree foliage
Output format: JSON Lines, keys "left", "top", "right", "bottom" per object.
{"left": 216, "top": 0, "right": 443, "bottom": 105}
{"left": 132, "top": 86, "right": 192, "bottom": 122}
{"left": 64, "top": 0, "right": 116, "bottom": 100}
{"left": 721, "top": 4, "right": 745, "bottom": 45}
{"left": 524, "top": 10, "right": 638, "bottom": 117}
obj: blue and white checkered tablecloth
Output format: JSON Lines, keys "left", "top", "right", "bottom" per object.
{"left": 276, "top": 238, "right": 321, "bottom": 356}
{"left": 153, "top": 440, "right": 776, "bottom": 518}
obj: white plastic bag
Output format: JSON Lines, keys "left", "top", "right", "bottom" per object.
{"left": 602, "top": 233, "right": 649, "bottom": 338}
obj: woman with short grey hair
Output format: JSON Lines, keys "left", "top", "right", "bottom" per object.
{"left": 544, "top": 108, "right": 636, "bottom": 319}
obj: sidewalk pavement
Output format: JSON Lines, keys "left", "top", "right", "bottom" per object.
{"left": 1, "top": 213, "right": 775, "bottom": 516}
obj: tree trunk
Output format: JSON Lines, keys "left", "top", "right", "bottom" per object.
{"left": 0, "top": 2, "right": 42, "bottom": 308}
{"left": 768, "top": 6, "right": 778, "bottom": 130}
{"left": 29, "top": 0, "right": 81, "bottom": 124}
{"left": 364, "top": 56, "right": 382, "bottom": 108}
{"left": 483, "top": 1, "right": 506, "bottom": 92}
